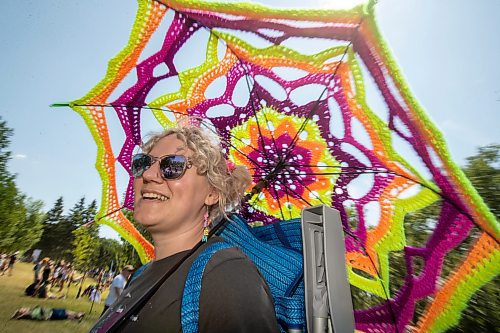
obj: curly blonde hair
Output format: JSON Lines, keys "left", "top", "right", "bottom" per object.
{"left": 141, "top": 126, "right": 252, "bottom": 222}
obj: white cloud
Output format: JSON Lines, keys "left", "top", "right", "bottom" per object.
{"left": 13, "top": 154, "right": 27, "bottom": 159}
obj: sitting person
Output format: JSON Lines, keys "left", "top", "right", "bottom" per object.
{"left": 11, "top": 305, "right": 85, "bottom": 321}
{"left": 24, "top": 280, "right": 40, "bottom": 297}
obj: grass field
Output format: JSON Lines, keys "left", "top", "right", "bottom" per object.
{"left": 0, "top": 262, "right": 107, "bottom": 333}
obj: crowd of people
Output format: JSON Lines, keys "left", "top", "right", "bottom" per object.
{"left": 24, "top": 258, "right": 76, "bottom": 299}
{"left": 3, "top": 254, "right": 135, "bottom": 323}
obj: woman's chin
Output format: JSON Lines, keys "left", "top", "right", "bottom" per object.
{"left": 134, "top": 214, "right": 160, "bottom": 229}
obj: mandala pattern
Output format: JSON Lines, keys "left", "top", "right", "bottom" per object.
{"left": 67, "top": 1, "right": 499, "bottom": 332}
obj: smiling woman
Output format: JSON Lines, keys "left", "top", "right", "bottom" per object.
{"left": 91, "top": 125, "right": 280, "bottom": 332}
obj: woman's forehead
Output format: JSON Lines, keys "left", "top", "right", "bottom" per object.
{"left": 153, "top": 135, "right": 188, "bottom": 153}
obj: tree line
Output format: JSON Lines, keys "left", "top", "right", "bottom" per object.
{"left": 0, "top": 117, "right": 143, "bottom": 272}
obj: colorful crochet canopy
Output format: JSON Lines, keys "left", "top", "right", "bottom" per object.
{"left": 65, "top": 0, "right": 499, "bottom": 332}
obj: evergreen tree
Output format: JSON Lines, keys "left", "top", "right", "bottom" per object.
{"left": 72, "top": 223, "right": 99, "bottom": 298}
{"left": 72, "top": 225, "right": 99, "bottom": 271}
{"left": 463, "top": 144, "right": 499, "bottom": 217}
{"left": 448, "top": 143, "right": 499, "bottom": 332}
{"left": 34, "top": 197, "right": 66, "bottom": 259}
{"left": 0, "top": 117, "right": 13, "bottom": 179}
{"left": 8, "top": 198, "right": 45, "bottom": 252}
{"left": 0, "top": 118, "right": 26, "bottom": 250}
{"left": 84, "top": 199, "right": 99, "bottom": 238}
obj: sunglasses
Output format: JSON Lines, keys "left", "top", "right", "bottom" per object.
{"left": 131, "top": 153, "right": 193, "bottom": 180}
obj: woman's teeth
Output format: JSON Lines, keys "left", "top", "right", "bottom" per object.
{"left": 142, "top": 192, "right": 169, "bottom": 201}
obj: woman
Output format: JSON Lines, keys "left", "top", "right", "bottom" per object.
{"left": 92, "top": 126, "right": 279, "bottom": 332}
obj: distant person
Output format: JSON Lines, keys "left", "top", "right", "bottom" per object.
{"left": 4, "top": 251, "right": 18, "bottom": 276}
{"left": 0, "top": 253, "right": 6, "bottom": 273}
{"left": 83, "top": 284, "right": 95, "bottom": 298}
{"left": 60, "top": 263, "right": 73, "bottom": 291}
{"left": 101, "top": 265, "right": 134, "bottom": 316}
{"left": 51, "top": 260, "right": 65, "bottom": 290}
{"left": 33, "top": 258, "right": 48, "bottom": 283}
{"left": 42, "top": 260, "right": 52, "bottom": 282}
{"left": 90, "top": 286, "right": 102, "bottom": 303}
{"left": 11, "top": 305, "right": 85, "bottom": 321}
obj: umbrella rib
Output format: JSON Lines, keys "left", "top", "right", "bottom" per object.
{"left": 283, "top": 164, "right": 387, "bottom": 171}
{"left": 282, "top": 184, "right": 295, "bottom": 220}
{"left": 235, "top": 42, "right": 285, "bottom": 176}
{"left": 268, "top": 181, "right": 287, "bottom": 221}
{"left": 274, "top": 178, "right": 313, "bottom": 207}
{"left": 279, "top": 16, "right": 366, "bottom": 170}
{"left": 69, "top": 102, "right": 272, "bottom": 170}
{"left": 197, "top": 120, "right": 265, "bottom": 170}
{"left": 249, "top": 85, "right": 285, "bottom": 169}
{"left": 66, "top": 104, "right": 284, "bottom": 223}
{"left": 242, "top": 71, "right": 274, "bottom": 165}
{"left": 281, "top": 40, "right": 353, "bottom": 165}
{"left": 287, "top": 172, "right": 328, "bottom": 206}
{"left": 272, "top": 176, "right": 297, "bottom": 220}
{"left": 202, "top": 28, "right": 282, "bottom": 171}
{"left": 199, "top": 23, "right": 325, "bottom": 198}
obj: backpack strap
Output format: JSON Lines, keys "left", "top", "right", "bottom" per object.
{"left": 128, "top": 262, "right": 151, "bottom": 285}
{"left": 181, "top": 242, "right": 233, "bottom": 333}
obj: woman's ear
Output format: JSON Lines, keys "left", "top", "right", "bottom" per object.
{"left": 204, "top": 188, "right": 219, "bottom": 206}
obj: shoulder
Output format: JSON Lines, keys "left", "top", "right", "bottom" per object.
{"left": 203, "top": 246, "right": 261, "bottom": 280}
{"left": 112, "top": 274, "right": 125, "bottom": 285}
{"left": 202, "top": 246, "right": 271, "bottom": 299}
{"left": 196, "top": 245, "right": 280, "bottom": 332}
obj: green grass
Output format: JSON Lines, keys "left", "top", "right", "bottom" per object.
{"left": 0, "top": 262, "right": 107, "bottom": 333}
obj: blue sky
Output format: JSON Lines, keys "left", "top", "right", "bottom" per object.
{"left": 1, "top": 0, "right": 499, "bottom": 239}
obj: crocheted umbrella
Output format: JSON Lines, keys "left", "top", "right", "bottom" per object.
{"left": 55, "top": 1, "right": 499, "bottom": 332}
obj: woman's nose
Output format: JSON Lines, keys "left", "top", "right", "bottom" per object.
{"left": 141, "top": 160, "right": 163, "bottom": 183}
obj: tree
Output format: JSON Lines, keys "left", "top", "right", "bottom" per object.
{"left": 34, "top": 197, "right": 66, "bottom": 259}
{"left": 72, "top": 226, "right": 99, "bottom": 271}
{"left": 72, "top": 223, "right": 99, "bottom": 298}
{"left": 0, "top": 118, "right": 28, "bottom": 251}
{"left": 448, "top": 144, "right": 500, "bottom": 332}
{"left": 0, "top": 182, "right": 25, "bottom": 250}
{"left": 463, "top": 144, "right": 499, "bottom": 217}
{"left": 8, "top": 198, "right": 45, "bottom": 252}
{"left": 0, "top": 117, "right": 13, "bottom": 178}
{"left": 92, "top": 238, "right": 140, "bottom": 272}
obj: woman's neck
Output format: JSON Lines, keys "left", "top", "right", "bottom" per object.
{"left": 151, "top": 220, "right": 204, "bottom": 260}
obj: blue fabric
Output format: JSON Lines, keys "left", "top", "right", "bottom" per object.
{"left": 218, "top": 215, "right": 305, "bottom": 331}
{"left": 251, "top": 218, "right": 303, "bottom": 252}
{"left": 130, "top": 216, "right": 306, "bottom": 333}
{"left": 181, "top": 242, "right": 233, "bottom": 333}
{"left": 50, "top": 308, "right": 68, "bottom": 320}
{"left": 129, "top": 262, "right": 151, "bottom": 285}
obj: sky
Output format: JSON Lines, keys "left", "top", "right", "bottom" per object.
{"left": 1, "top": 0, "right": 499, "bottom": 240}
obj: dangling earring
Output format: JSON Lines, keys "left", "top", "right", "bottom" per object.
{"left": 202, "top": 208, "right": 210, "bottom": 243}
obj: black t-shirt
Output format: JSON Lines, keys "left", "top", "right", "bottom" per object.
{"left": 42, "top": 265, "right": 51, "bottom": 282}
{"left": 93, "top": 237, "right": 280, "bottom": 333}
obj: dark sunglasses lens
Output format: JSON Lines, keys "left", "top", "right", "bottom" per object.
{"left": 131, "top": 154, "right": 152, "bottom": 177}
{"left": 159, "top": 155, "right": 187, "bottom": 179}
